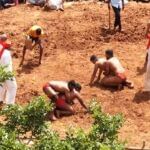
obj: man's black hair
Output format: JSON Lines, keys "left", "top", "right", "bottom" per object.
{"left": 68, "top": 80, "right": 76, "bottom": 91}
{"left": 90, "top": 55, "right": 98, "bottom": 62}
{"left": 105, "top": 49, "right": 113, "bottom": 57}
{"left": 75, "top": 83, "right": 82, "bottom": 92}
{"left": 36, "top": 28, "right": 42, "bottom": 35}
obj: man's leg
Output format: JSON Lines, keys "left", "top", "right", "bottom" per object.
{"left": 5, "top": 78, "right": 17, "bottom": 105}
{"left": 19, "top": 45, "right": 27, "bottom": 66}
{"left": 117, "top": 8, "right": 121, "bottom": 31}
{"left": 112, "top": 6, "right": 121, "bottom": 31}
{"left": 43, "top": 84, "right": 58, "bottom": 101}
{"left": 55, "top": 103, "right": 74, "bottom": 118}
{"left": 37, "top": 39, "right": 43, "bottom": 65}
{"left": 101, "top": 76, "right": 123, "bottom": 87}
{"left": 124, "top": 80, "right": 134, "bottom": 89}
{"left": 112, "top": 6, "right": 118, "bottom": 30}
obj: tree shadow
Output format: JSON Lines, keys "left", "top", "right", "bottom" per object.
{"left": 136, "top": 65, "right": 146, "bottom": 76}
{"left": 133, "top": 90, "right": 150, "bottom": 104}
{"left": 17, "top": 60, "right": 40, "bottom": 75}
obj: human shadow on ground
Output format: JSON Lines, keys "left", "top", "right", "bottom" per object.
{"left": 97, "top": 27, "right": 115, "bottom": 43}
{"left": 136, "top": 65, "right": 146, "bottom": 76}
{"left": 16, "top": 60, "right": 40, "bottom": 75}
{"left": 91, "top": 82, "right": 118, "bottom": 93}
{"left": 133, "top": 90, "right": 150, "bottom": 103}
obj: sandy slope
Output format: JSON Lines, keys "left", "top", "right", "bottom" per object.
{"left": 0, "top": 1, "right": 150, "bottom": 147}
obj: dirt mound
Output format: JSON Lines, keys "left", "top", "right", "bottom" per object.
{"left": 0, "top": 1, "right": 150, "bottom": 148}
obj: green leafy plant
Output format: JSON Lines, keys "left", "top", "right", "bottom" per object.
{"left": 1, "top": 96, "right": 53, "bottom": 137}
{"left": 0, "top": 127, "right": 27, "bottom": 150}
{"left": 31, "top": 100, "right": 125, "bottom": 150}
{"left": 0, "top": 98, "right": 125, "bottom": 150}
{"left": 0, "top": 65, "right": 14, "bottom": 86}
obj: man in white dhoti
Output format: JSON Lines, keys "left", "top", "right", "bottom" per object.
{"left": 144, "top": 21, "right": 150, "bottom": 92}
{"left": 44, "top": 0, "right": 64, "bottom": 11}
{"left": 0, "top": 34, "right": 17, "bottom": 105}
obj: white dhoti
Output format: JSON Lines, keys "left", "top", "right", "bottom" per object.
{"left": 144, "top": 49, "right": 150, "bottom": 91}
{"left": 0, "top": 78, "right": 17, "bottom": 104}
{"left": 0, "top": 49, "right": 17, "bottom": 104}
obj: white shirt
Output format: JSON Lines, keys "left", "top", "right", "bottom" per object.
{"left": 111, "top": 0, "right": 123, "bottom": 9}
{"left": 0, "top": 49, "right": 13, "bottom": 72}
{"left": 48, "top": 0, "right": 63, "bottom": 9}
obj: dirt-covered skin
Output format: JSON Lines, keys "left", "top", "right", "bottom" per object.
{"left": 0, "top": 1, "right": 150, "bottom": 147}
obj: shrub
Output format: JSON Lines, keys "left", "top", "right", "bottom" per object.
{"left": 0, "top": 127, "right": 28, "bottom": 150}
{"left": 0, "top": 98, "right": 125, "bottom": 150}
{"left": 1, "top": 96, "right": 53, "bottom": 137}
{"left": 31, "top": 100, "right": 125, "bottom": 150}
{"left": 0, "top": 65, "right": 14, "bottom": 86}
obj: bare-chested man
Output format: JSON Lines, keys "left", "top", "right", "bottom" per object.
{"left": 101, "top": 50, "right": 134, "bottom": 89}
{"left": 43, "top": 80, "right": 88, "bottom": 120}
{"left": 89, "top": 55, "right": 106, "bottom": 86}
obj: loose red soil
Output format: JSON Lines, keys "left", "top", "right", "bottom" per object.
{"left": 0, "top": 1, "right": 150, "bottom": 147}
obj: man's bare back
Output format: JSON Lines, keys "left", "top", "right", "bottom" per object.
{"left": 49, "top": 81, "right": 69, "bottom": 93}
{"left": 107, "top": 57, "right": 125, "bottom": 75}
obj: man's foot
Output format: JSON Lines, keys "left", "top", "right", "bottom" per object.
{"left": 49, "top": 113, "right": 57, "bottom": 121}
{"left": 55, "top": 110, "right": 61, "bottom": 118}
{"left": 118, "top": 84, "right": 124, "bottom": 90}
{"left": 118, "top": 27, "right": 122, "bottom": 32}
{"left": 126, "top": 82, "right": 134, "bottom": 89}
{"left": 46, "top": 111, "right": 57, "bottom": 121}
{"left": 59, "top": 8, "right": 64, "bottom": 11}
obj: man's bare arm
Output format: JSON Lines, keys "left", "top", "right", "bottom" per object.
{"left": 96, "top": 69, "right": 102, "bottom": 82}
{"left": 89, "top": 64, "right": 99, "bottom": 85}
{"left": 75, "top": 93, "right": 87, "bottom": 110}
{"left": 103, "top": 62, "right": 110, "bottom": 76}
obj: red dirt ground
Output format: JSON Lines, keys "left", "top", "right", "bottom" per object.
{"left": 0, "top": 1, "right": 150, "bottom": 148}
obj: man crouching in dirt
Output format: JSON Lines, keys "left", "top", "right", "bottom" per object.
{"left": 43, "top": 80, "right": 88, "bottom": 120}
{"left": 89, "top": 50, "right": 134, "bottom": 90}
{"left": 19, "top": 25, "right": 44, "bottom": 66}
{"left": 101, "top": 50, "right": 134, "bottom": 89}
{"left": 89, "top": 55, "right": 107, "bottom": 86}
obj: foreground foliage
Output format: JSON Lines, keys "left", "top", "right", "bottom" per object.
{"left": 0, "top": 65, "right": 14, "bottom": 86}
{"left": 0, "top": 98, "right": 125, "bottom": 150}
